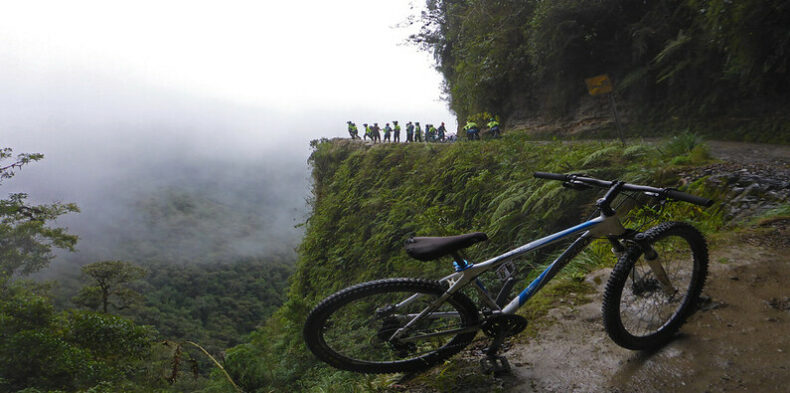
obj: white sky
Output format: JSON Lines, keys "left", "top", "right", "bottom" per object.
{"left": 0, "top": 0, "right": 459, "bottom": 248}
{"left": 0, "top": 0, "right": 465, "bottom": 271}
{"left": 0, "top": 0, "right": 455, "bottom": 132}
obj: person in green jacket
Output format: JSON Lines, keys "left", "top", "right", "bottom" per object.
{"left": 414, "top": 122, "right": 423, "bottom": 142}
{"left": 363, "top": 123, "right": 372, "bottom": 141}
{"left": 347, "top": 121, "right": 359, "bottom": 139}
{"left": 464, "top": 120, "right": 480, "bottom": 141}
{"left": 393, "top": 121, "right": 401, "bottom": 142}
{"left": 487, "top": 118, "right": 501, "bottom": 138}
{"left": 428, "top": 124, "right": 438, "bottom": 142}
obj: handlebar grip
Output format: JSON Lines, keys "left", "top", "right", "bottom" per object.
{"left": 534, "top": 172, "right": 569, "bottom": 181}
{"left": 664, "top": 189, "right": 714, "bottom": 207}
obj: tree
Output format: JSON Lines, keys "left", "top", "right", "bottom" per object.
{"left": 0, "top": 283, "right": 155, "bottom": 392}
{"left": 0, "top": 147, "right": 79, "bottom": 288}
{"left": 73, "top": 260, "right": 147, "bottom": 313}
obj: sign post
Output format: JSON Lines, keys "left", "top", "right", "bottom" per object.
{"left": 584, "top": 74, "right": 625, "bottom": 145}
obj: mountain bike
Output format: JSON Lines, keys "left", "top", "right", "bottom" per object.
{"left": 303, "top": 172, "right": 714, "bottom": 374}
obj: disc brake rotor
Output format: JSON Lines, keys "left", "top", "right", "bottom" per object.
{"left": 377, "top": 316, "right": 416, "bottom": 355}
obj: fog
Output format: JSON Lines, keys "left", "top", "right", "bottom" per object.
{"left": 2, "top": 69, "right": 312, "bottom": 268}
{"left": 1, "top": 0, "right": 455, "bottom": 272}
{"left": 2, "top": 64, "right": 450, "bottom": 271}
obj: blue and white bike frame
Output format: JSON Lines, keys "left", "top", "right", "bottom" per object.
{"left": 390, "top": 210, "right": 628, "bottom": 339}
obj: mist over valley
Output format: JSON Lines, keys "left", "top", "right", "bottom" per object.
{"left": 4, "top": 69, "right": 315, "bottom": 270}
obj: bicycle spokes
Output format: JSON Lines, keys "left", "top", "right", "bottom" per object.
{"left": 320, "top": 289, "right": 472, "bottom": 363}
{"left": 617, "top": 227, "right": 700, "bottom": 338}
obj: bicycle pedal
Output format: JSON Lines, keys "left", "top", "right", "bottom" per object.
{"left": 480, "top": 355, "right": 510, "bottom": 375}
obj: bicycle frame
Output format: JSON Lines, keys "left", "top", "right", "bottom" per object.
{"left": 389, "top": 211, "right": 628, "bottom": 339}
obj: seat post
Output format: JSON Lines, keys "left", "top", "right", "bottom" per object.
{"left": 451, "top": 252, "right": 467, "bottom": 271}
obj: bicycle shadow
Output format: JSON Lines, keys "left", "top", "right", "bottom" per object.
{"left": 607, "top": 333, "right": 691, "bottom": 386}
{"left": 391, "top": 353, "right": 521, "bottom": 389}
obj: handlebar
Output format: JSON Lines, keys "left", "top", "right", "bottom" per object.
{"left": 533, "top": 172, "right": 569, "bottom": 182}
{"left": 663, "top": 188, "right": 714, "bottom": 207}
{"left": 533, "top": 172, "right": 714, "bottom": 207}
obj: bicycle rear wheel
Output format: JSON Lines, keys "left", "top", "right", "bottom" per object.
{"left": 303, "top": 278, "right": 479, "bottom": 374}
{"left": 602, "top": 222, "right": 708, "bottom": 350}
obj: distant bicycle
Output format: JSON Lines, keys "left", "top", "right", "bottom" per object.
{"left": 303, "top": 172, "right": 713, "bottom": 374}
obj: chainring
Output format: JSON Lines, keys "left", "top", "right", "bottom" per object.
{"left": 481, "top": 314, "right": 528, "bottom": 338}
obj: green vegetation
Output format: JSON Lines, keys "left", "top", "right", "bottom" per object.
{"left": 0, "top": 148, "right": 79, "bottom": 287}
{"left": 131, "top": 259, "right": 293, "bottom": 353}
{"left": 411, "top": 0, "right": 790, "bottom": 142}
{"left": 73, "top": 261, "right": 147, "bottom": 314}
{"left": 755, "top": 204, "right": 790, "bottom": 223}
{"left": 43, "top": 178, "right": 300, "bottom": 362}
{"left": 1, "top": 282, "right": 155, "bottom": 393}
{"left": 223, "top": 134, "right": 722, "bottom": 392}
{"left": 1, "top": 148, "right": 291, "bottom": 393}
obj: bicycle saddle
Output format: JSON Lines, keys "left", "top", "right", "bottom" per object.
{"left": 405, "top": 232, "right": 488, "bottom": 261}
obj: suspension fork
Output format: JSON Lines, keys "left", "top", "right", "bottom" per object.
{"left": 634, "top": 233, "right": 677, "bottom": 296}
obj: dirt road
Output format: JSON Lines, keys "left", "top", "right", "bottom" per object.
{"left": 706, "top": 141, "right": 790, "bottom": 168}
{"left": 503, "top": 224, "right": 790, "bottom": 393}
{"left": 498, "top": 141, "right": 790, "bottom": 393}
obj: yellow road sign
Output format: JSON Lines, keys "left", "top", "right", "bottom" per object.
{"left": 585, "top": 74, "right": 613, "bottom": 96}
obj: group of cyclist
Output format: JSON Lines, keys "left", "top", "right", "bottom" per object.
{"left": 346, "top": 118, "right": 502, "bottom": 143}
{"left": 346, "top": 121, "right": 452, "bottom": 143}
{"left": 463, "top": 118, "right": 500, "bottom": 141}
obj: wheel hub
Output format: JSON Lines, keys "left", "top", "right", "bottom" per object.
{"left": 631, "top": 277, "right": 661, "bottom": 296}
{"left": 377, "top": 316, "right": 416, "bottom": 355}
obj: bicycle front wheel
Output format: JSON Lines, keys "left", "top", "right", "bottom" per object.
{"left": 602, "top": 222, "right": 708, "bottom": 350}
{"left": 303, "top": 278, "right": 479, "bottom": 374}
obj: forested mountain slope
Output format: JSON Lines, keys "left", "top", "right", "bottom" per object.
{"left": 411, "top": 0, "right": 790, "bottom": 142}
{"left": 1, "top": 152, "right": 303, "bottom": 392}
{"left": 42, "top": 166, "right": 303, "bottom": 352}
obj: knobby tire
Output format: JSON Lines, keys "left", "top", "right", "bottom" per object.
{"left": 303, "top": 278, "right": 479, "bottom": 374}
{"left": 602, "top": 222, "right": 708, "bottom": 350}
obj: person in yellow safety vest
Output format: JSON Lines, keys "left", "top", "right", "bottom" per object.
{"left": 363, "top": 123, "right": 372, "bottom": 141}
{"left": 393, "top": 121, "right": 401, "bottom": 142}
{"left": 487, "top": 118, "right": 501, "bottom": 138}
{"left": 414, "top": 122, "right": 423, "bottom": 142}
{"left": 464, "top": 120, "right": 480, "bottom": 140}
{"left": 347, "top": 121, "right": 359, "bottom": 139}
{"left": 428, "top": 124, "right": 438, "bottom": 142}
